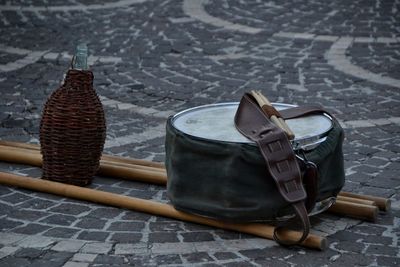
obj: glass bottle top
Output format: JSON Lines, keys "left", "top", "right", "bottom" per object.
{"left": 74, "top": 43, "right": 88, "bottom": 70}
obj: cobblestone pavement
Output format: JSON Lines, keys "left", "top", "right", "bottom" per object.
{"left": 0, "top": 0, "right": 399, "bottom": 266}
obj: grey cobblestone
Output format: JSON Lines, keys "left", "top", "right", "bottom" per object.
{"left": 52, "top": 240, "right": 86, "bottom": 253}
{"left": 0, "top": 0, "right": 399, "bottom": 266}
{"left": 80, "top": 242, "right": 113, "bottom": 255}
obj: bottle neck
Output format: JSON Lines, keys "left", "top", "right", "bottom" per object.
{"left": 73, "top": 43, "right": 88, "bottom": 70}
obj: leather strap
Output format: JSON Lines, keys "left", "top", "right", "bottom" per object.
{"left": 279, "top": 105, "right": 330, "bottom": 120}
{"left": 234, "top": 93, "right": 310, "bottom": 245}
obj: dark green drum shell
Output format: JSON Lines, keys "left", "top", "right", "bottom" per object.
{"left": 165, "top": 116, "right": 345, "bottom": 222}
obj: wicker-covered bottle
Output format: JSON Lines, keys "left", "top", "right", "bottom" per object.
{"left": 40, "top": 44, "right": 106, "bottom": 186}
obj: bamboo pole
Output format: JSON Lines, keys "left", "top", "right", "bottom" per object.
{"left": 0, "top": 145, "right": 167, "bottom": 185}
{"left": 336, "top": 196, "right": 376, "bottom": 207}
{"left": 328, "top": 200, "right": 378, "bottom": 222}
{"left": 0, "top": 141, "right": 165, "bottom": 169}
{"left": 0, "top": 142, "right": 387, "bottom": 221}
{"left": 339, "top": 192, "right": 390, "bottom": 212}
{"left": 0, "top": 171, "right": 326, "bottom": 250}
{"left": 0, "top": 144, "right": 165, "bottom": 173}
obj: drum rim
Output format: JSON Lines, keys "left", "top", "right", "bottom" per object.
{"left": 171, "top": 102, "right": 333, "bottom": 150}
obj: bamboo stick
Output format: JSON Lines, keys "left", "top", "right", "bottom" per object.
{"left": 0, "top": 141, "right": 165, "bottom": 169}
{"left": 0, "top": 144, "right": 165, "bottom": 174}
{"left": 0, "top": 142, "right": 392, "bottom": 208}
{"left": 0, "top": 140, "right": 39, "bottom": 151}
{"left": 101, "top": 154, "right": 164, "bottom": 169}
{"left": 328, "top": 200, "right": 378, "bottom": 222}
{"left": 336, "top": 196, "right": 376, "bottom": 207}
{"left": 0, "top": 142, "right": 388, "bottom": 221}
{"left": 339, "top": 192, "right": 390, "bottom": 212}
{"left": 0, "top": 145, "right": 167, "bottom": 185}
{"left": 99, "top": 163, "right": 166, "bottom": 185}
{"left": 0, "top": 171, "right": 326, "bottom": 250}
{"left": 0, "top": 141, "right": 390, "bottom": 220}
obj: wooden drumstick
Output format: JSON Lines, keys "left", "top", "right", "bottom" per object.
{"left": 255, "top": 91, "right": 295, "bottom": 140}
{"left": 250, "top": 91, "right": 285, "bottom": 129}
{"left": 0, "top": 171, "right": 327, "bottom": 250}
{"left": 250, "top": 91, "right": 295, "bottom": 140}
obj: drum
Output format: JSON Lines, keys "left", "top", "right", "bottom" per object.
{"left": 165, "top": 103, "right": 345, "bottom": 222}
{"left": 172, "top": 102, "right": 332, "bottom": 151}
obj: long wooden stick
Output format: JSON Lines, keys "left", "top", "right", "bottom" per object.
{"left": 0, "top": 141, "right": 164, "bottom": 169}
{"left": 328, "top": 200, "right": 378, "bottom": 222}
{"left": 0, "top": 171, "right": 326, "bottom": 250}
{"left": 339, "top": 192, "right": 390, "bottom": 212}
{"left": 336, "top": 196, "right": 376, "bottom": 207}
{"left": 0, "top": 144, "right": 165, "bottom": 174}
{"left": 0, "top": 141, "right": 389, "bottom": 217}
{"left": 0, "top": 145, "right": 167, "bottom": 185}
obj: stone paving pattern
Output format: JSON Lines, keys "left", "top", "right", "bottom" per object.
{"left": 0, "top": 0, "right": 399, "bottom": 266}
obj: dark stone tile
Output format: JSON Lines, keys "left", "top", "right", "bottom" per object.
{"left": 1, "top": 192, "right": 31, "bottom": 204}
{"left": 86, "top": 207, "right": 123, "bottom": 219}
{"left": 328, "top": 253, "right": 374, "bottom": 267}
{"left": 151, "top": 254, "right": 182, "bottom": 265}
{"left": 14, "top": 248, "right": 43, "bottom": 259}
{"left": 213, "top": 252, "right": 240, "bottom": 260}
{"left": 43, "top": 227, "right": 80, "bottom": 238}
{"left": 121, "top": 211, "right": 152, "bottom": 221}
{"left": 110, "top": 233, "right": 142, "bottom": 243}
{"left": 0, "top": 257, "right": 31, "bottom": 267}
{"left": 94, "top": 255, "right": 125, "bottom": 265}
{"left": 40, "top": 214, "right": 76, "bottom": 226}
{"left": 149, "top": 221, "right": 184, "bottom": 232}
{"left": 18, "top": 199, "right": 57, "bottom": 210}
{"left": 77, "top": 231, "right": 110, "bottom": 242}
{"left": 181, "top": 232, "right": 215, "bottom": 242}
{"left": 107, "top": 221, "right": 145, "bottom": 232}
{"left": 49, "top": 203, "right": 91, "bottom": 215}
{"left": 365, "top": 244, "right": 398, "bottom": 256}
{"left": 7, "top": 209, "right": 48, "bottom": 221}
{"left": 0, "top": 218, "right": 24, "bottom": 230}
{"left": 75, "top": 217, "right": 107, "bottom": 230}
{"left": 377, "top": 256, "right": 400, "bottom": 266}
{"left": 0, "top": 186, "right": 12, "bottom": 196}
{"left": 182, "top": 252, "right": 213, "bottom": 263}
{"left": 148, "top": 232, "right": 179, "bottom": 243}
{"left": 13, "top": 223, "right": 51, "bottom": 234}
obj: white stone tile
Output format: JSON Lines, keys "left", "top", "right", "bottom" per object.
{"left": 72, "top": 253, "right": 98, "bottom": 263}
{"left": 114, "top": 243, "right": 148, "bottom": 255}
{"left": 62, "top": 262, "right": 89, "bottom": 267}
{"left": 17, "top": 235, "right": 55, "bottom": 248}
{"left": 315, "top": 35, "right": 339, "bottom": 42}
{"left": 52, "top": 240, "right": 87, "bottom": 253}
{"left": 0, "top": 246, "right": 19, "bottom": 259}
{"left": 0, "top": 233, "right": 26, "bottom": 245}
{"left": 80, "top": 242, "right": 113, "bottom": 254}
{"left": 43, "top": 52, "right": 59, "bottom": 60}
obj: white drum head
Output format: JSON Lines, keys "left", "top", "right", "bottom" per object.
{"left": 172, "top": 103, "right": 332, "bottom": 150}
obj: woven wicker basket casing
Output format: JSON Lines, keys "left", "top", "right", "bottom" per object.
{"left": 40, "top": 69, "right": 106, "bottom": 186}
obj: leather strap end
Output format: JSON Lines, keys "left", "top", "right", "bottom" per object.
{"left": 262, "top": 105, "right": 282, "bottom": 118}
